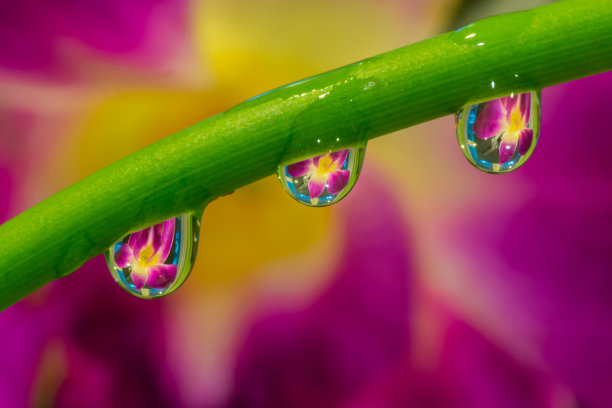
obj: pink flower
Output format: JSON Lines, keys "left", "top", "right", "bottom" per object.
{"left": 286, "top": 150, "right": 350, "bottom": 199}
{"left": 114, "top": 219, "right": 176, "bottom": 290}
{"left": 472, "top": 93, "right": 534, "bottom": 164}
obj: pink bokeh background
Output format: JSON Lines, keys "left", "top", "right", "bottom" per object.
{"left": 1, "top": 0, "right": 611, "bottom": 406}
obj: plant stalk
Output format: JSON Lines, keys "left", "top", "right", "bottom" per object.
{"left": 0, "top": 0, "right": 611, "bottom": 310}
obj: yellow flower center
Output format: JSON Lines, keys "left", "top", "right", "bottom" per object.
{"left": 137, "top": 244, "right": 160, "bottom": 267}
{"left": 316, "top": 155, "right": 337, "bottom": 175}
{"left": 508, "top": 105, "right": 525, "bottom": 133}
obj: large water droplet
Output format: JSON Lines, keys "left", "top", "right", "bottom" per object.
{"left": 456, "top": 91, "right": 540, "bottom": 174}
{"left": 105, "top": 212, "right": 200, "bottom": 298}
{"left": 278, "top": 146, "right": 365, "bottom": 206}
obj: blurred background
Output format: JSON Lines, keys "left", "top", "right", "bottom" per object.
{"left": 1, "top": 0, "right": 611, "bottom": 406}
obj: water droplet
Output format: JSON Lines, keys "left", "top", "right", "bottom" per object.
{"left": 451, "top": 9, "right": 535, "bottom": 50}
{"left": 105, "top": 212, "right": 200, "bottom": 298}
{"left": 278, "top": 146, "right": 365, "bottom": 206}
{"left": 456, "top": 91, "right": 540, "bottom": 174}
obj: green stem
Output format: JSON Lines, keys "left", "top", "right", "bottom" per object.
{"left": 1, "top": 0, "right": 611, "bottom": 310}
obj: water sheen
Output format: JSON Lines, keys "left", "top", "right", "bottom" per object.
{"left": 105, "top": 212, "right": 200, "bottom": 298}
{"left": 278, "top": 146, "right": 365, "bottom": 206}
{"left": 456, "top": 91, "right": 540, "bottom": 174}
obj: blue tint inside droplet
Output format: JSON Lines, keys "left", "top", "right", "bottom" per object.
{"left": 278, "top": 147, "right": 365, "bottom": 207}
{"left": 105, "top": 213, "right": 201, "bottom": 299}
{"left": 465, "top": 104, "right": 528, "bottom": 172}
{"left": 465, "top": 108, "right": 494, "bottom": 171}
{"left": 457, "top": 91, "right": 540, "bottom": 174}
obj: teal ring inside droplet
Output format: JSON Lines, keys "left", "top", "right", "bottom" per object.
{"left": 465, "top": 105, "right": 517, "bottom": 172}
{"left": 282, "top": 153, "right": 351, "bottom": 206}
{"left": 109, "top": 216, "right": 187, "bottom": 297}
{"left": 282, "top": 167, "right": 336, "bottom": 205}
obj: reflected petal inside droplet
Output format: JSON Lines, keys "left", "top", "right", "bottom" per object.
{"left": 105, "top": 212, "right": 200, "bottom": 298}
{"left": 456, "top": 91, "right": 540, "bottom": 174}
{"left": 277, "top": 146, "right": 365, "bottom": 206}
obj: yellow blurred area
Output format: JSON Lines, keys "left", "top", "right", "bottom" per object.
{"left": 59, "top": 0, "right": 453, "bottom": 296}
{"left": 74, "top": 90, "right": 230, "bottom": 174}
{"left": 193, "top": 0, "right": 420, "bottom": 98}
{"left": 33, "top": 1, "right": 461, "bottom": 404}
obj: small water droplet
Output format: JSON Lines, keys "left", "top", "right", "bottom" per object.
{"left": 105, "top": 212, "right": 200, "bottom": 298}
{"left": 456, "top": 91, "right": 540, "bottom": 174}
{"left": 278, "top": 146, "right": 365, "bottom": 206}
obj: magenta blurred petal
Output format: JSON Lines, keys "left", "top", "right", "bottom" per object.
{"left": 0, "top": 0, "right": 188, "bottom": 73}
{"left": 147, "top": 264, "right": 177, "bottom": 289}
{"left": 448, "top": 71, "right": 612, "bottom": 407}
{"left": 502, "top": 95, "right": 518, "bottom": 122}
{"left": 128, "top": 229, "right": 149, "bottom": 255}
{"left": 518, "top": 128, "right": 534, "bottom": 156}
{"left": 435, "top": 319, "right": 560, "bottom": 408}
{"left": 229, "top": 173, "right": 412, "bottom": 407}
{"left": 151, "top": 223, "right": 164, "bottom": 252}
{"left": 327, "top": 170, "right": 350, "bottom": 194}
{"left": 499, "top": 137, "right": 517, "bottom": 164}
{"left": 114, "top": 245, "right": 133, "bottom": 268}
{"left": 308, "top": 176, "right": 326, "bottom": 198}
{"left": 473, "top": 99, "right": 505, "bottom": 139}
{"left": 286, "top": 159, "right": 313, "bottom": 178}
{"left": 0, "top": 257, "right": 183, "bottom": 407}
{"left": 131, "top": 271, "right": 147, "bottom": 290}
{"left": 346, "top": 314, "right": 563, "bottom": 408}
{"left": 519, "top": 92, "right": 531, "bottom": 123}
{"left": 157, "top": 219, "right": 175, "bottom": 262}
{"left": 329, "top": 149, "right": 348, "bottom": 166}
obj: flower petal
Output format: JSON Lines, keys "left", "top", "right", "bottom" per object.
{"left": 308, "top": 174, "right": 327, "bottom": 198}
{"left": 128, "top": 228, "right": 150, "bottom": 256}
{"left": 329, "top": 149, "right": 348, "bottom": 167}
{"left": 519, "top": 92, "right": 531, "bottom": 123}
{"left": 499, "top": 134, "right": 518, "bottom": 164}
{"left": 228, "top": 178, "right": 413, "bottom": 407}
{"left": 327, "top": 170, "right": 350, "bottom": 195}
{"left": 473, "top": 99, "right": 506, "bottom": 139}
{"left": 517, "top": 129, "right": 534, "bottom": 156}
{"left": 114, "top": 244, "right": 133, "bottom": 268}
{"left": 127, "top": 229, "right": 144, "bottom": 248}
{"left": 286, "top": 159, "right": 314, "bottom": 178}
{"left": 157, "top": 219, "right": 176, "bottom": 262}
{"left": 147, "top": 264, "right": 177, "bottom": 289}
{"left": 131, "top": 270, "right": 148, "bottom": 291}
{"left": 151, "top": 222, "right": 164, "bottom": 252}
{"left": 502, "top": 95, "right": 518, "bottom": 123}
